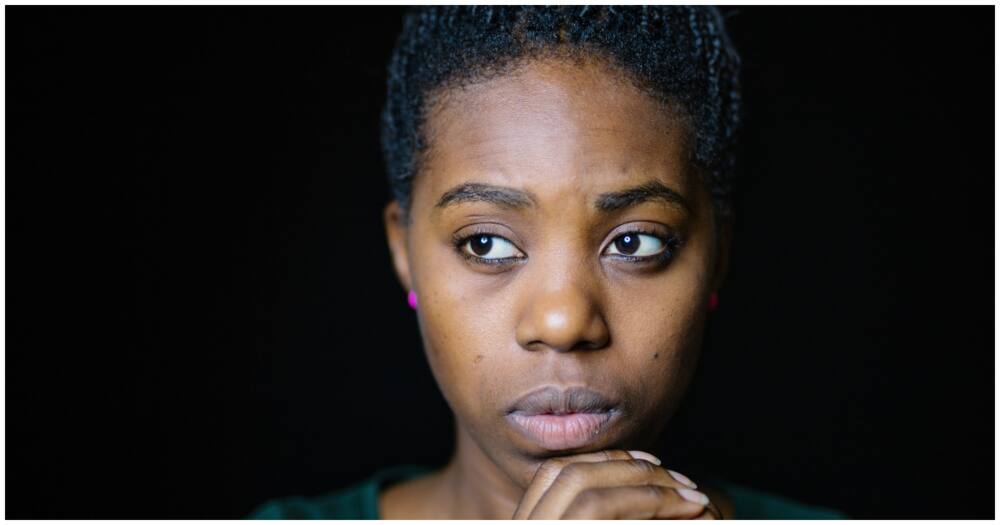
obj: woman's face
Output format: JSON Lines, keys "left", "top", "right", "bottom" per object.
{"left": 385, "top": 56, "right": 727, "bottom": 488}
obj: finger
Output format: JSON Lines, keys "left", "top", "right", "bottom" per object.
{"left": 559, "top": 485, "right": 711, "bottom": 519}
{"left": 706, "top": 499, "right": 725, "bottom": 519}
{"left": 694, "top": 504, "right": 722, "bottom": 520}
{"left": 527, "top": 459, "right": 689, "bottom": 519}
{"left": 695, "top": 493, "right": 724, "bottom": 519}
{"left": 513, "top": 450, "right": 634, "bottom": 519}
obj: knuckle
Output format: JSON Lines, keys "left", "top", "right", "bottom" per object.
{"left": 605, "top": 449, "right": 632, "bottom": 461}
{"left": 556, "top": 461, "right": 590, "bottom": 487}
{"left": 644, "top": 484, "right": 666, "bottom": 499}
{"left": 630, "top": 458, "right": 657, "bottom": 474}
{"left": 538, "top": 457, "right": 568, "bottom": 478}
{"left": 539, "top": 457, "right": 567, "bottom": 471}
{"left": 570, "top": 487, "right": 603, "bottom": 511}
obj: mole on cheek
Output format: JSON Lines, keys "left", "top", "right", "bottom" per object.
{"left": 653, "top": 352, "right": 659, "bottom": 360}
{"left": 474, "top": 354, "right": 484, "bottom": 364}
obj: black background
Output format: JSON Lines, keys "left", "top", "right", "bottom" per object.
{"left": 7, "top": 6, "right": 994, "bottom": 519}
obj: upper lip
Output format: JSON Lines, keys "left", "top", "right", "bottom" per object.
{"left": 506, "top": 385, "right": 618, "bottom": 416}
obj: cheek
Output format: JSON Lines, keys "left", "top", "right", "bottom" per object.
{"left": 410, "top": 238, "right": 514, "bottom": 423}
{"left": 609, "top": 263, "right": 709, "bottom": 413}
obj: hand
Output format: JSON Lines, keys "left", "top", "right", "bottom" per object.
{"left": 512, "top": 449, "right": 723, "bottom": 519}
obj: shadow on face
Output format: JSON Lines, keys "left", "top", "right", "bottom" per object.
{"left": 384, "top": 54, "right": 726, "bottom": 487}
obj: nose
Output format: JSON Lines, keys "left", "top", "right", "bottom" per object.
{"left": 515, "top": 271, "right": 611, "bottom": 353}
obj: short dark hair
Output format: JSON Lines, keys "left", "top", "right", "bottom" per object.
{"left": 381, "top": 6, "right": 741, "bottom": 222}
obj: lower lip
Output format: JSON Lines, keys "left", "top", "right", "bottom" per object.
{"left": 506, "top": 410, "right": 618, "bottom": 451}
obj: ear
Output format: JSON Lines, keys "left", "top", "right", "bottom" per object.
{"left": 384, "top": 200, "right": 413, "bottom": 291}
{"left": 711, "top": 215, "right": 733, "bottom": 293}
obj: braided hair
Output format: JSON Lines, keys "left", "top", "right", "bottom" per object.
{"left": 381, "top": 6, "right": 741, "bottom": 222}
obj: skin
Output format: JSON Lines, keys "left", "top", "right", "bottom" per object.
{"left": 382, "top": 54, "right": 732, "bottom": 519}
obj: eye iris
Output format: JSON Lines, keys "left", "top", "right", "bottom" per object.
{"left": 470, "top": 235, "right": 493, "bottom": 256}
{"left": 615, "top": 234, "right": 639, "bottom": 255}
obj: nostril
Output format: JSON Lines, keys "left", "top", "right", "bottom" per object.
{"left": 522, "top": 338, "right": 609, "bottom": 354}
{"left": 572, "top": 340, "right": 604, "bottom": 351}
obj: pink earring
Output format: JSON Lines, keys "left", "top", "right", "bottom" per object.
{"left": 707, "top": 292, "right": 719, "bottom": 312}
{"left": 407, "top": 289, "right": 418, "bottom": 310}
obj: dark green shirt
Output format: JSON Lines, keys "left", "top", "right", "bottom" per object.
{"left": 248, "top": 464, "right": 848, "bottom": 519}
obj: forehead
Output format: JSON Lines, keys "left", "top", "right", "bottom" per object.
{"left": 416, "top": 57, "right": 696, "bottom": 209}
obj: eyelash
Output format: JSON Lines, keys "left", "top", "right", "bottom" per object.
{"left": 451, "top": 226, "right": 526, "bottom": 267}
{"left": 605, "top": 229, "right": 684, "bottom": 267}
{"left": 451, "top": 226, "right": 684, "bottom": 269}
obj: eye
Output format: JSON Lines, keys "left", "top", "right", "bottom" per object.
{"left": 462, "top": 234, "right": 523, "bottom": 260}
{"left": 604, "top": 232, "right": 667, "bottom": 257}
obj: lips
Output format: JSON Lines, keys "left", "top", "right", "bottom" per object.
{"left": 505, "top": 385, "right": 620, "bottom": 451}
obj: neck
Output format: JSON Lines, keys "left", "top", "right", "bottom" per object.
{"left": 437, "top": 422, "right": 524, "bottom": 519}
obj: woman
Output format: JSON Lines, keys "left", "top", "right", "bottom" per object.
{"left": 252, "top": 6, "right": 846, "bottom": 519}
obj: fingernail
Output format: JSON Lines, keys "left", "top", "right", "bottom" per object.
{"left": 677, "top": 488, "right": 710, "bottom": 505}
{"left": 667, "top": 469, "right": 697, "bottom": 489}
{"left": 627, "top": 450, "right": 662, "bottom": 465}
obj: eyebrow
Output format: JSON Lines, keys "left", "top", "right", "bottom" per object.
{"left": 434, "top": 180, "right": 690, "bottom": 214}
{"left": 435, "top": 182, "right": 537, "bottom": 210}
{"left": 593, "top": 180, "right": 691, "bottom": 214}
